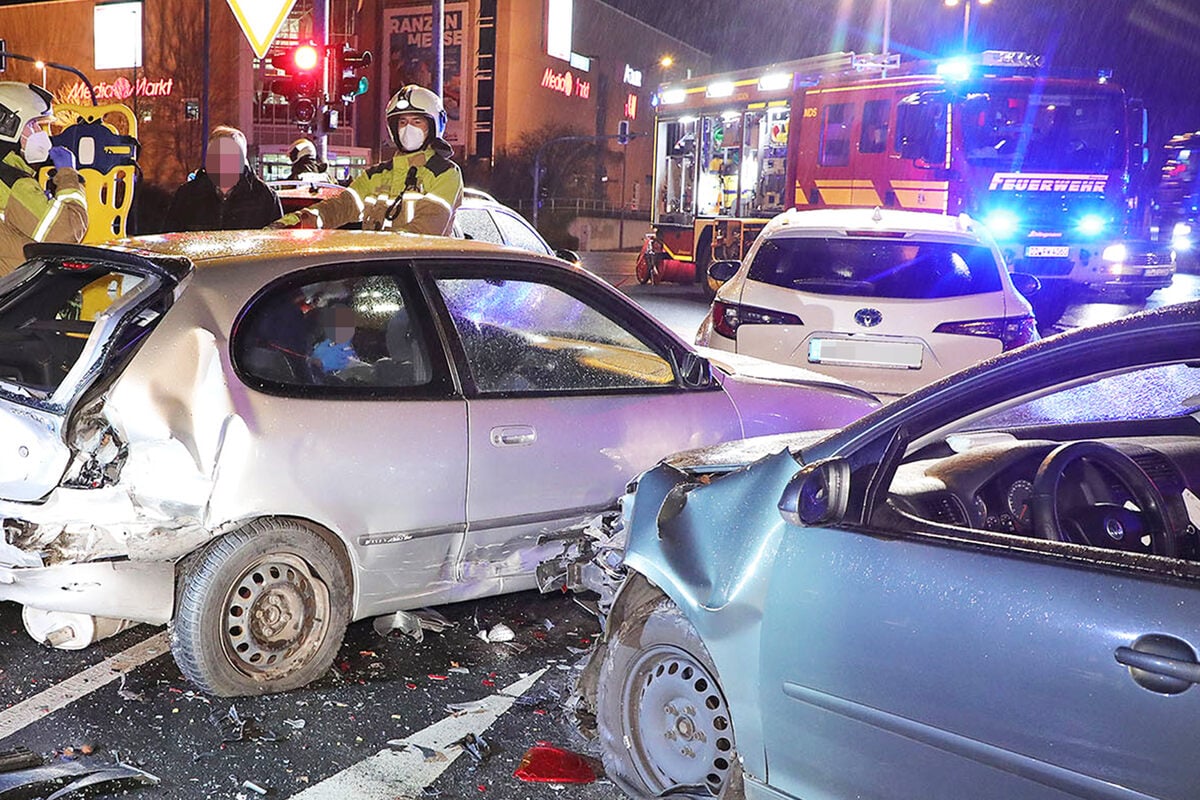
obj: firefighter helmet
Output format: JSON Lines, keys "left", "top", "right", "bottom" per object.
{"left": 288, "top": 137, "right": 316, "bottom": 163}
{"left": 0, "top": 82, "right": 53, "bottom": 145}
{"left": 384, "top": 85, "right": 446, "bottom": 149}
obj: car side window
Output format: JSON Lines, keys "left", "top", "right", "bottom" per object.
{"left": 493, "top": 211, "right": 553, "bottom": 255}
{"left": 434, "top": 276, "right": 674, "bottom": 394}
{"left": 235, "top": 272, "right": 433, "bottom": 391}
{"left": 455, "top": 208, "right": 504, "bottom": 245}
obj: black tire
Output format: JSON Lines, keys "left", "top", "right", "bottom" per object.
{"left": 1127, "top": 287, "right": 1154, "bottom": 303}
{"left": 596, "top": 597, "right": 743, "bottom": 798}
{"left": 171, "top": 519, "right": 350, "bottom": 697}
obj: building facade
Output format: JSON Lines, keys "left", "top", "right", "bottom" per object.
{"left": 0, "top": 0, "right": 707, "bottom": 230}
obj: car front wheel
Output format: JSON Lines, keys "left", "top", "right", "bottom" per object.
{"left": 596, "top": 596, "right": 743, "bottom": 798}
{"left": 171, "top": 519, "right": 350, "bottom": 697}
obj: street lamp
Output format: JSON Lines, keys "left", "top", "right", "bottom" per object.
{"left": 945, "top": 0, "right": 993, "bottom": 52}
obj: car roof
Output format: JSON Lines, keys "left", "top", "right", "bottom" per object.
{"left": 761, "top": 207, "right": 991, "bottom": 243}
{"left": 51, "top": 229, "right": 571, "bottom": 273}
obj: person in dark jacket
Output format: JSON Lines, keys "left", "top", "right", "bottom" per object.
{"left": 286, "top": 138, "right": 327, "bottom": 181}
{"left": 164, "top": 126, "right": 282, "bottom": 231}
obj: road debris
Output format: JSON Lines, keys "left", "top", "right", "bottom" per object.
{"left": 0, "top": 756, "right": 159, "bottom": 799}
{"left": 116, "top": 673, "right": 146, "bottom": 703}
{"left": 449, "top": 733, "right": 492, "bottom": 766}
{"left": 0, "top": 747, "right": 40, "bottom": 774}
{"left": 373, "top": 608, "right": 455, "bottom": 643}
{"left": 513, "top": 743, "right": 598, "bottom": 784}
{"left": 476, "top": 623, "right": 515, "bottom": 643}
{"left": 210, "top": 705, "right": 284, "bottom": 743}
{"left": 241, "top": 779, "right": 269, "bottom": 795}
{"left": 386, "top": 741, "right": 447, "bottom": 763}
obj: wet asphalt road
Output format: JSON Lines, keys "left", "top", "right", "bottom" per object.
{"left": 0, "top": 592, "right": 618, "bottom": 799}
{"left": 2, "top": 252, "right": 1198, "bottom": 800}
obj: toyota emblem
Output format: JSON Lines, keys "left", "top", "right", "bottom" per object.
{"left": 854, "top": 308, "right": 883, "bottom": 327}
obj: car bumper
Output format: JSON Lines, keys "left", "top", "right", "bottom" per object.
{"left": 0, "top": 557, "right": 174, "bottom": 624}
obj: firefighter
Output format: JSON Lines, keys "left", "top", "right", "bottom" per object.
{"left": 286, "top": 137, "right": 326, "bottom": 181}
{"left": 0, "top": 82, "right": 87, "bottom": 276}
{"left": 274, "top": 85, "right": 463, "bottom": 235}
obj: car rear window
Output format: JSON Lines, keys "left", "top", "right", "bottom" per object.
{"left": 0, "top": 260, "right": 156, "bottom": 397}
{"left": 747, "top": 237, "right": 1003, "bottom": 299}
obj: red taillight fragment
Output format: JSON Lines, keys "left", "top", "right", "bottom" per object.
{"left": 932, "top": 316, "right": 1039, "bottom": 350}
{"left": 513, "top": 743, "right": 597, "bottom": 784}
{"left": 711, "top": 301, "right": 802, "bottom": 339}
{"left": 58, "top": 261, "right": 94, "bottom": 271}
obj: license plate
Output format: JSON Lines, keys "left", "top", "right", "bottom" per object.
{"left": 1145, "top": 267, "right": 1172, "bottom": 277}
{"left": 808, "top": 338, "right": 923, "bottom": 369}
{"left": 1024, "top": 245, "right": 1070, "bottom": 258}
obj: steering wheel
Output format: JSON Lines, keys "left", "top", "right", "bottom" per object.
{"left": 1031, "top": 441, "right": 1179, "bottom": 557}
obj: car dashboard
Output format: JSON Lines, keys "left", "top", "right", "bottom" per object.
{"left": 885, "top": 429, "right": 1200, "bottom": 561}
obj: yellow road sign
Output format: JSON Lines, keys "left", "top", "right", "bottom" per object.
{"left": 225, "top": 0, "right": 298, "bottom": 59}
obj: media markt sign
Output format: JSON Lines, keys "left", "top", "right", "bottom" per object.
{"left": 226, "top": 0, "right": 297, "bottom": 59}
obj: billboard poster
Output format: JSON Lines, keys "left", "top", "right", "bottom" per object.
{"left": 382, "top": 3, "right": 470, "bottom": 147}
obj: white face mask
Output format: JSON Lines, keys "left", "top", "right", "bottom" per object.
{"left": 22, "top": 129, "right": 51, "bottom": 164}
{"left": 397, "top": 125, "right": 427, "bottom": 152}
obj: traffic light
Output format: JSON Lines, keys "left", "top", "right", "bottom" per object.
{"left": 617, "top": 119, "right": 631, "bottom": 145}
{"left": 269, "top": 43, "right": 324, "bottom": 127}
{"left": 337, "top": 46, "right": 372, "bottom": 102}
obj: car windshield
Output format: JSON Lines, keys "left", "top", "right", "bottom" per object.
{"left": 962, "top": 363, "right": 1200, "bottom": 430}
{"left": 747, "top": 237, "right": 1002, "bottom": 298}
{"left": 961, "top": 86, "right": 1124, "bottom": 171}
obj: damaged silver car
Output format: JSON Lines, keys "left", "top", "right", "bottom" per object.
{"left": 565, "top": 302, "right": 1200, "bottom": 799}
{"left": 0, "top": 230, "right": 876, "bottom": 696}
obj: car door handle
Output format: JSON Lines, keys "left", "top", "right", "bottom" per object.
{"left": 490, "top": 425, "right": 536, "bottom": 447}
{"left": 1115, "top": 634, "right": 1200, "bottom": 694}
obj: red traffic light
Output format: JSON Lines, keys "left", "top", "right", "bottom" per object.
{"left": 292, "top": 43, "right": 320, "bottom": 72}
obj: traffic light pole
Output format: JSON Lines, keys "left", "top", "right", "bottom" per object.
{"left": 313, "top": 0, "right": 330, "bottom": 162}
{"left": 532, "top": 131, "right": 635, "bottom": 232}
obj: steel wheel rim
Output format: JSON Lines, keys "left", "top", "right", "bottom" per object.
{"left": 221, "top": 553, "right": 331, "bottom": 677}
{"left": 622, "top": 643, "right": 734, "bottom": 795}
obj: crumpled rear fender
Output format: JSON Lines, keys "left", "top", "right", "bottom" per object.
{"left": 620, "top": 447, "right": 803, "bottom": 784}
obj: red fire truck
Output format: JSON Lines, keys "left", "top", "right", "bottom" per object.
{"left": 642, "top": 50, "right": 1170, "bottom": 323}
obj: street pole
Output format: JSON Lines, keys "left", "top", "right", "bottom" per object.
{"left": 962, "top": 0, "right": 972, "bottom": 52}
{"left": 313, "top": 0, "right": 330, "bottom": 162}
{"left": 619, "top": 146, "right": 627, "bottom": 248}
{"left": 882, "top": 0, "right": 892, "bottom": 58}
{"left": 432, "top": 0, "right": 444, "bottom": 97}
{"left": 201, "top": 0, "right": 210, "bottom": 162}
{"left": 533, "top": 133, "right": 634, "bottom": 232}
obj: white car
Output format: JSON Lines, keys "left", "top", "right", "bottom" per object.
{"left": 696, "top": 208, "right": 1039, "bottom": 398}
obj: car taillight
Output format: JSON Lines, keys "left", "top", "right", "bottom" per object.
{"left": 711, "top": 301, "right": 802, "bottom": 339}
{"left": 933, "top": 316, "right": 1039, "bottom": 351}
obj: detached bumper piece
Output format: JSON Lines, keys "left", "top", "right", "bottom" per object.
{"left": 0, "top": 758, "right": 159, "bottom": 799}
{"left": 0, "top": 560, "right": 174, "bottom": 626}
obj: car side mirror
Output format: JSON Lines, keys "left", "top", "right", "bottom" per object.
{"left": 555, "top": 248, "right": 581, "bottom": 265}
{"left": 1010, "top": 272, "right": 1041, "bottom": 298}
{"left": 778, "top": 457, "right": 851, "bottom": 527}
{"left": 679, "top": 350, "right": 712, "bottom": 387}
{"left": 707, "top": 259, "right": 740, "bottom": 284}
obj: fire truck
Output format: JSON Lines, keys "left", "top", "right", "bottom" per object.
{"left": 642, "top": 50, "right": 1170, "bottom": 323}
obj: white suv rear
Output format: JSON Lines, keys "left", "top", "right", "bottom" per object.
{"left": 696, "top": 208, "right": 1038, "bottom": 398}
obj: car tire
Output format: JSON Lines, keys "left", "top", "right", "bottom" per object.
{"left": 1127, "top": 287, "right": 1154, "bottom": 303}
{"left": 596, "top": 596, "right": 743, "bottom": 799}
{"left": 170, "top": 519, "right": 350, "bottom": 697}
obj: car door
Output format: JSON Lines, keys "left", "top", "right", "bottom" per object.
{"left": 757, "top": 442, "right": 1200, "bottom": 799}
{"left": 426, "top": 261, "right": 741, "bottom": 585}
{"left": 230, "top": 262, "right": 468, "bottom": 615}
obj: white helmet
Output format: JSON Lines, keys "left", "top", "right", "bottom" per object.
{"left": 0, "top": 82, "right": 52, "bottom": 145}
{"left": 385, "top": 85, "right": 446, "bottom": 149}
{"left": 288, "top": 137, "right": 316, "bottom": 162}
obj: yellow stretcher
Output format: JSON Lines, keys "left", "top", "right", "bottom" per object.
{"left": 38, "top": 102, "right": 139, "bottom": 244}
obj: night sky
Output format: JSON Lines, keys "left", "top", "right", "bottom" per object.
{"left": 605, "top": 0, "right": 1200, "bottom": 145}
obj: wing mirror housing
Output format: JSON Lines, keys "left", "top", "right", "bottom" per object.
{"left": 1010, "top": 271, "right": 1041, "bottom": 298}
{"left": 679, "top": 350, "right": 713, "bottom": 387}
{"left": 778, "top": 458, "right": 851, "bottom": 527}
{"left": 707, "top": 259, "right": 740, "bottom": 285}
{"left": 555, "top": 248, "right": 582, "bottom": 265}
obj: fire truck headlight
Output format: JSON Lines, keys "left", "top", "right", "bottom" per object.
{"left": 1173, "top": 222, "right": 1193, "bottom": 252}
{"left": 984, "top": 210, "right": 1020, "bottom": 239}
{"left": 1101, "top": 243, "right": 1128, "bottom": 263}
{"left": 1077, "top": 214, "right": 1107, "bottom": 236}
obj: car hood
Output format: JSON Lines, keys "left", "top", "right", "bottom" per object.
{"left": 659, "top": 429, "right": 826, "bottom": 474}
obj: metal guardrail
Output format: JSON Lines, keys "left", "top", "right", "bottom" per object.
{"left": 510, "top": 197, "right": 649, "bottom": 218}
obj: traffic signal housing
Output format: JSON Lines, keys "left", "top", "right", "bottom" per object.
{"left": 269, "top": 43, "right": 324, "bottom": 127}
{"left": 617, "top": 120, "right": 631, "bottom": 145}
{"left": 338, "top": 47, "right": 372, "bottom": 102}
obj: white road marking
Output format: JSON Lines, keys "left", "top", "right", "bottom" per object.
{"left": 287, "top": 668, "right": 547, "bottom": 799}
{"left": 0, "top": 630, "right": 170, "bottom": 741}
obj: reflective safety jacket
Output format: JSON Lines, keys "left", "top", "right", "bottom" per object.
{"left": 0, "top": 150, "right": 87, "bottom": 276}
{"left": 278, "top": 139, "right": 463, "bottom": 235}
